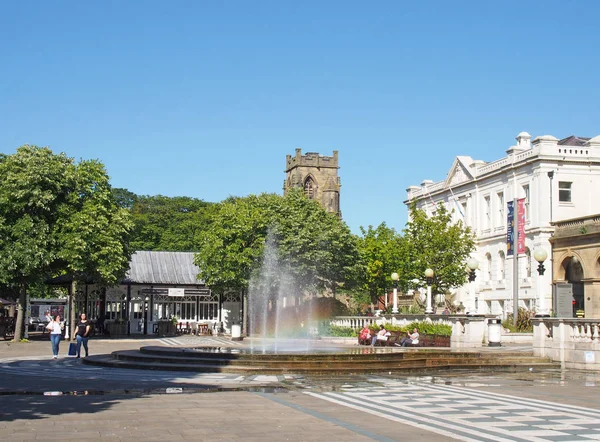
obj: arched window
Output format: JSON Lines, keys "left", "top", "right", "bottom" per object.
{"left": 304, "top": 177, "right": 315, "bottom": 199}
{"left": 486, "top": 253, "right": 492, "bottom": 281}
{"left": 498, "top": 251, "right": 505, "bottom": 281}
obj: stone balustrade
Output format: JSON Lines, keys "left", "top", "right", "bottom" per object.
{"left": 533, "top": 318, "right": 600, "bottom": 369}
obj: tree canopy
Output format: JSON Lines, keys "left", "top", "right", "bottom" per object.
{"left": 350, "top": 223, "right": 407, "bottom": 306}
{"left": 0, "top": 145, "right": 132, "bottom": 340}
{"left": 194, "top": 190, "right": 359, "bottom": 296}
{"left": 116, "top": 191, "right": 217, "bottom": 252}
{"left": 401, "top": 202, "right": 475, "bottom": 299}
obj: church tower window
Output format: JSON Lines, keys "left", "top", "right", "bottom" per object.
{"left": 304, "top": 177, "right": 315, "bottom": 199}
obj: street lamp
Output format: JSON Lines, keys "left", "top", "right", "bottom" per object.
{"left": 534, "top": 247, "right": 549, "bottom": 317}
{"left": 424, "top": 268, "right": 434, "bottom": 314}
{"left": 467, "top": 258, "right": 479, "bottom": 315}
{"left": 391, "top": 272, "right": 399, "bottom": 314}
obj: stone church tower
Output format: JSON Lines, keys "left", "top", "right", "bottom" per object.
{"left": 283, "top": 149, "right": 341, "bottom": 216}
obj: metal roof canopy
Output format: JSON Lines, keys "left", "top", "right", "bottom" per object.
{"left": 47, "top": 251, "right": 206, "bottom": 287}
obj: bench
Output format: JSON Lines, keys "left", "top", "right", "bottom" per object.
{"left": 358, "top": 332, "right": 450, "bottom": 348}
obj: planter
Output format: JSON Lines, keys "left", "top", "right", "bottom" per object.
{"left": 107, "top": 323, "right": 128, "bottom": 337}
{"left": 158, "top": 322, "right": 176, "bottom": 337}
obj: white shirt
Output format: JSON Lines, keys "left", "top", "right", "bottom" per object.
{"left": 47, "top": 321, "right": 63, "bottom": 334}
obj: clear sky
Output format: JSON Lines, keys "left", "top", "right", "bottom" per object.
{"left": 1, "top": 1, "right": 598, "bottom": 234}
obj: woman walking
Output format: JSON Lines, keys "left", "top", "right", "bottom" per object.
{"left": 45, "top": 315, "right": 64, "bottom": 359}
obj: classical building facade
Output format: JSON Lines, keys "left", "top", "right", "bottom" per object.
{"left": 551, "top": 214, "right": 600, "bottom": 318}
{"left": 405, "top": 132, "right": 600, "bottom": 318}
{"left": 283, "top": 149, "right": 341, "bottom": 216}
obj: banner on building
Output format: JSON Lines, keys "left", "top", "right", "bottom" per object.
{"left": 517, "top": 198, "right": 526, "bottom": 254}
{"left": 506, "top": 201, "right": 514, "bottom": 256}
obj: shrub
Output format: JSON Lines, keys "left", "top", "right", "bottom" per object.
{"left": 402, "top": 321, "right": 452, "bottom": 337}
{"left": 502, "top": 308, "right": 533, "bottom": 333}
{"left": 319, "top": 324, "right": 357, "bottom": 337}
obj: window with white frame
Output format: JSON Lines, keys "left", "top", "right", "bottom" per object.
{"left": 484, "top": 195, "right": 491, "bottom": 230}
{"left": 498, "top": 251, "right": 505, "bottom": 281}
{"left": 525, "top": 248, "right": 531, "bottom": 278}
{"left": 559, "top": 181, "right": 572, "bottom": 203}
{"left": 497, "top": 191, "right": 504, "bottom": 228}
{"left": 486, "top": 253, "right": 492, "bottom": 281}
{"left": 522, "top": 185, "right": 530, "bottom": 221}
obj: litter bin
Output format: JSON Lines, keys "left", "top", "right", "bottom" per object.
{"left": 231, "top": 323, "right": 242, "bottom": 341}
{"left": 487, "top": 318, "right": 502, "bottom": 347}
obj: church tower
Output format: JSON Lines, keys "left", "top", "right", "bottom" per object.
{"left": 283, "top": 149, "right": 341, "bottom": 216}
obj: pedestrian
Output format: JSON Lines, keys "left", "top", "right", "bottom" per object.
{"left": 46, "top": 315, "right": 64, "bottom": 359}
{"left": 43, "top": 310, "right": 52, "bottom": 334}
{"left": 74, "top": 313, "right": 91, "bottom": 358}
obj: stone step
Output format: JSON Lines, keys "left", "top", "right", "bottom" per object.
{"left": 85, "top": 348, "right": 559, "bottom": 374}
{"left": 111, "top": 350, "right": 552, "bottom": 368}
{"left": 84, "top": 354, "right": 559, "bottom": 374}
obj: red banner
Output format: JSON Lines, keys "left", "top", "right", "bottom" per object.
{"left": 517, "top": 198, "right": 526, "bottom": 254}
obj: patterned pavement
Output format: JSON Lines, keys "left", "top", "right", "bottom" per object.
{"left": 307, "top": 378, "right": 600, "bottom": 441}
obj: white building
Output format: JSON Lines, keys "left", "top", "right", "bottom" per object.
{"left": 405, "top": 132, "right": 600, "bottom": 318}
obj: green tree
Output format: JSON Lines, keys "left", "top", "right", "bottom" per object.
{"left": 0, "top": 146, "right": 132, "bottom": 340}
{"left": 194, "top": 190, "right": 358, "bottom": 296}
{"left": 350, "top": 222, "right": 407, "bottom": 308}
{"left": 126, "top": 194, "right": 216, "bottom": 252}
{"left": 402, "top": 202, "right": 475, "bottom": 300}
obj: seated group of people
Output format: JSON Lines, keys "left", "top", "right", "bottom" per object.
{"left": 359, "top": 325, "right": 420, "bottom": 347}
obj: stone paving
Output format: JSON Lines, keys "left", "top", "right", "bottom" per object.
{"left": 2, "top": 336, "right": 600, "bottom": 441}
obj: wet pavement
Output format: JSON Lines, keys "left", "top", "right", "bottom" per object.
{"left": 2, "top": 336, "right": 600, "bottom": 441}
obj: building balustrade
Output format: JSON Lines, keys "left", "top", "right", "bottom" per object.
{"left": 533, "top": 318, "right": 600, "bottom": 370}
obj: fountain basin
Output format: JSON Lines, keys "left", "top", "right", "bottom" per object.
{"left": 83, "top": 345, "right": 559, "bottom": 374}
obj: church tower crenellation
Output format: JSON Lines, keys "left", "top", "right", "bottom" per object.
{"left": 283, "top": 149, "right": 341, "bottom": 216}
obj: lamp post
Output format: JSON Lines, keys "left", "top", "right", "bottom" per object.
{"left": 534, "top": 247, "right": 549, "bottom": 317}
{"left": 467, "top": 258, "right": 479, "bottom": 315}
{"left": 424, "top": 268, "right": 434, "bottom": 314}
{"left": 391, "top": 272, "right": 399, "bottom": 314}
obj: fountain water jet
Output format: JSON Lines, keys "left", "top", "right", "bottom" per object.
{"left": 247, "top": 232, "right": 314, "bottom": 353}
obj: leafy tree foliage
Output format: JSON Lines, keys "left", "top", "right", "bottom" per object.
{"left": 350, "top": 223, "right": 407, "bottom": 306}
{"left": 0, "top": 146, "right": 132, "bottom": 340}
{"left": 401, "top": 203, "right": 475, "bottom": 298}
{"left": 119, "top": 192, "right": 217, "bottom": 252}
{"left": 194, "top": 190, "right": 359, "bottom": 296}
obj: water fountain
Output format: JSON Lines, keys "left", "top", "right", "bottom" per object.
{"left": 247, "top": 232, "right": 316, "bottom": 353}
{"left": 83, "top": 233, "right": 557, "bottom": 373}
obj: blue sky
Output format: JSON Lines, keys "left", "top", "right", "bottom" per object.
{"left": 1, "top": 1, "right": 598, "bottom": 234}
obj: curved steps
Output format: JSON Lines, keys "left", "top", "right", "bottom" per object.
{"left": 83, "top": 346, "right": 560, "bottom": 374}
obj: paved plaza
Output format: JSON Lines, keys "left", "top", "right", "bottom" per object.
{"left": 2, "top": 336, "right": 600, "bottom": 441}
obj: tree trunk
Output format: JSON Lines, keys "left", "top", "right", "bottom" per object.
{"left": 13, "top": 283, "right": 27, "bottom": 342}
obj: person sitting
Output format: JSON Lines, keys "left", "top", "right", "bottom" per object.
{"left": 399, "top": 328, "right": 420, "bottom": 347}
{"left": 358, "top": 325, "right": 371, "bottom": 345}
{"left": 371, "top": 325, "right": 389, "bottom": 346}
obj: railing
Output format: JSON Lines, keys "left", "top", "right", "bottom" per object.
{"left": 533, "top": 318, "right": 600, "bottom": 369}
{"left": 553, "top": 215, "right": 600, "bottom": 237}
{"left": 329, "top": 315, "right": 454, "bottom": 330}
{"left": 477, "top": 158, "right": 508, "bottom": 176}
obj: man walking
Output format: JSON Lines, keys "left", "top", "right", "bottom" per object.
{"left": 74, "top": 313, "right": 91, "bottom": 358}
